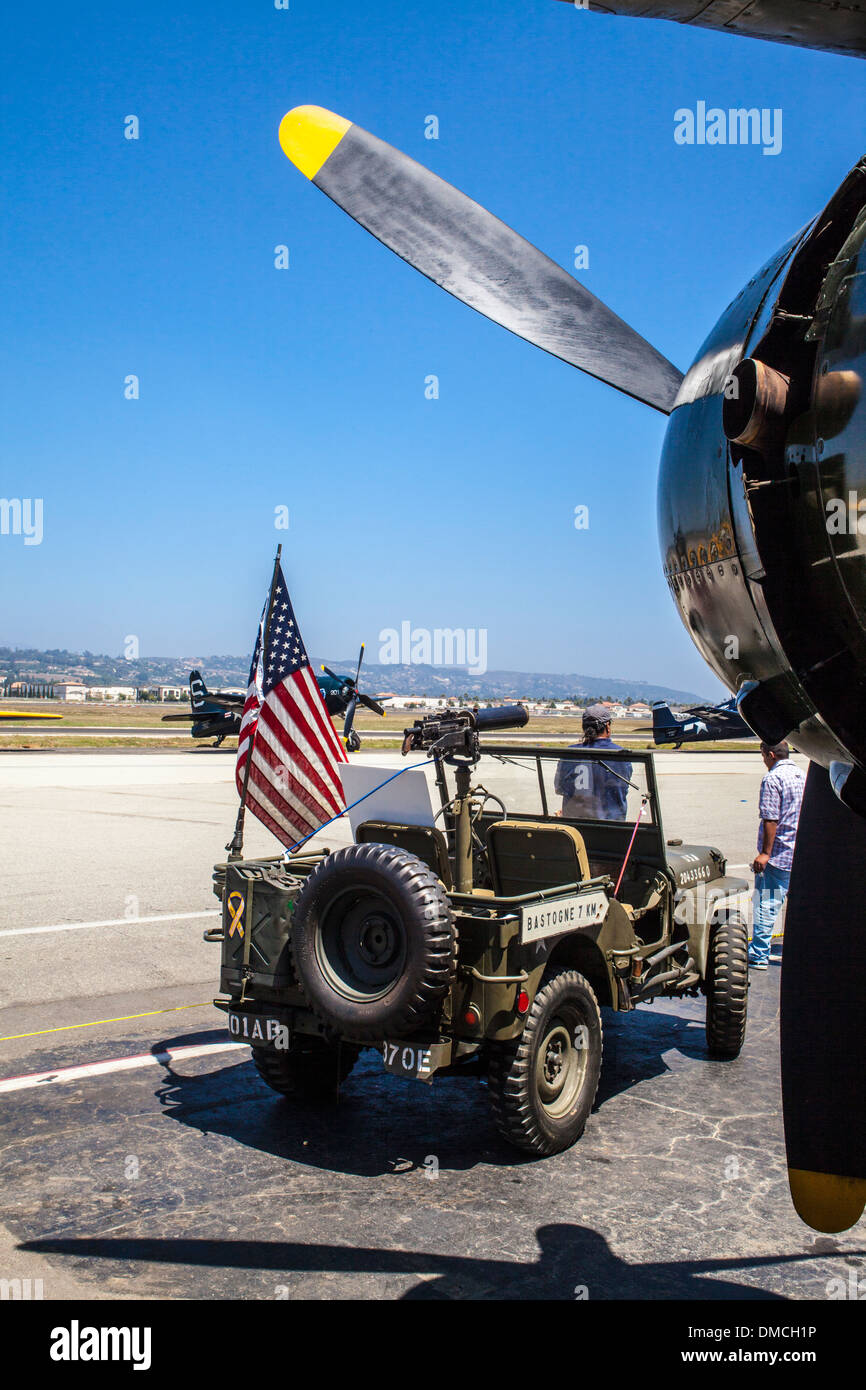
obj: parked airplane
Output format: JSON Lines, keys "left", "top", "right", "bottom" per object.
{"left": 160, "top": 671, "right": 243, "bottom": 747}
{"left": 652, "top": 698, "right": 753, "bottom": 748}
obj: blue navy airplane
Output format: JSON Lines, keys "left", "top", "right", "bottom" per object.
{"left": 651, "top": 698, "right": 754, "bottom": 748}
{"left": 160, "top": 670, "right": 243, "bottom": 747}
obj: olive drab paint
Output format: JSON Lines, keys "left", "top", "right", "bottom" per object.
{"left": 212, "top": 744, "right": 750, "bottom": 1159}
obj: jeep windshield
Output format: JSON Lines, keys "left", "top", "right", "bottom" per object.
{"left": 442, "top": 744, "right": 670, "bottom": 879}
{"left": 465, "top": 744, "right": 657, "bottom": 826}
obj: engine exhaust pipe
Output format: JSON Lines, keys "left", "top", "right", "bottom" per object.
{"left": 723, "top": 357, "right": 790, "bottom": 452}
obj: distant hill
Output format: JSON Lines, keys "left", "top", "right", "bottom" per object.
{"left": 0, "top": 647, "right": 710, "bottom": 704}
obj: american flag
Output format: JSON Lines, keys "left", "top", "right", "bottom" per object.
{"left": 236, "top": 564, "right": 347, "bottom": 848}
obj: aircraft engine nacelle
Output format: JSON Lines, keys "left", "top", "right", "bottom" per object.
{"left": 657, "top": 157, "right": 866, "bottom": 805}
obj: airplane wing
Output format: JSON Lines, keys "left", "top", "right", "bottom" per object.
{"left": 0, "top": 710, "right": 62, "bottom": 721}
{"left": 681, "top": 702, "right": 752, "bottom": 734}
{"left": 555, "top": 1, "right": 865, "bottom": 60}
{"left": 161, "top": 709, "right": 239, "bottom": 722}
{"left": 196, "top": 693, "right": 245, "bottom": 710}
{"left": 680, "top": 702, "right": 725, "bottom": 722}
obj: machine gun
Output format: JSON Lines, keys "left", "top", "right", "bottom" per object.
{"left": 402, "top": 705, "right": 529, "bottom": 891}
{"left": 401, "top": 704, "right": 529, "bottom": 761}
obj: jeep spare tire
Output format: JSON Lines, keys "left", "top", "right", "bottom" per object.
{"left": 291, "top": 843, "right": 457, "bottom": 1040}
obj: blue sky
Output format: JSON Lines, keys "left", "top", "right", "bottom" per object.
{"left": 1, "top": 0, "right": 862, "bottom": 696}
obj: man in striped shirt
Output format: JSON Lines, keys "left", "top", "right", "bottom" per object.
{"left": 750, "top": 740, "right": 805, "bottom": 969}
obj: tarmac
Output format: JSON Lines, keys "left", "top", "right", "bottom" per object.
{"left": 1, "top": 747, "right": 862, "bottom": 1301}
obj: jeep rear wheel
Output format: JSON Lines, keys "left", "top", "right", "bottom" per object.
{"left": 251, "top": 1037, "right": 359, "bottom": 1099}
{"left": 291, "top": 843, "right": 457, "bottom": 1041}
{"left": 705, "top": 912, "right": 749, "bottom": 1058}
{"left": 487, "top": 968, "right": 603, "bottom": 1155}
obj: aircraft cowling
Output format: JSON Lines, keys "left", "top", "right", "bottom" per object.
{"left": 658, "top": 157, "right": 866, "bottom": 789}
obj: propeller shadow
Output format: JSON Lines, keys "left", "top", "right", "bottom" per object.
{"left": 21, "top": 1222, "right": 833, "bottom": 1299}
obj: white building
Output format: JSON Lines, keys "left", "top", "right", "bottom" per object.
{"left": 55, "top": 683, "right": 88, "bottom": 702}
{"left": 86, "top": 686, "right": 137, "bottom": 703}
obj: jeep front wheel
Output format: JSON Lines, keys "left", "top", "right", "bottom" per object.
{"left": 487, "top": 968, "right": 603, "bottom": 1155}
{"left": 705, "top": 912, "right": 749, "bottom": 1058}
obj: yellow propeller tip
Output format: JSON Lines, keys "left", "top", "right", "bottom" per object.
{"left": 788, "top": 1168, "right": 866, "bottom": 1233}
{"left": 278, "top": 105, "right": 352, "bottom": 180}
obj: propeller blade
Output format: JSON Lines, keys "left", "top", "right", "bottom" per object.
{"left": 358, "top": 692, "right": 386, "bottom": 717}
{"left": 321, "top": 666, "right": 342, "bottom": 683}
{"left": 355, "top": 643, "right": 365, "bottom": 687}
{"left": 279, "top": 106, "right": 683, "bottom": 413}
{"left": 780, "top": 764, "right": 866, "bottom": 1232}
{"left": 343, "top": 695, "right": 359, "bottom": 741}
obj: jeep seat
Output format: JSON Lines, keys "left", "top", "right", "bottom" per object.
{"left": 355, "top": 820, "right": 452, "bottom": 889}
{"left": 486, "top": 821, "right": 590, "bottom": 897}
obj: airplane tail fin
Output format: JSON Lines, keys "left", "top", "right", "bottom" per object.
{"left": 651, "top": 701, "right": 677, "bottom": 736}
{"left": 189, "top": 669, "right": 208, "bottom": 711}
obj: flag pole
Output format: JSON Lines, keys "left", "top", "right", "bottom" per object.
{"left": 227, "top": 544, "right": 283, "bottom": 860}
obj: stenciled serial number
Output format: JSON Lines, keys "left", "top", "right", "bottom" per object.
{"left": 677, "top": 865, "right": 713, "bottom": 885}
{"left": 228, "top": 1012, "right": 289, "bottom": 1049}
{"left": 382, "top": 1040, "right": 434, "bottom": 1077}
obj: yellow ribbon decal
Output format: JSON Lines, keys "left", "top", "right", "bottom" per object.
{"left": 227, "top": 891, "right": 245, "bottom": 939}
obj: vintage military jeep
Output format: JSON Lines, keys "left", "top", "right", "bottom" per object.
{"left": 211, "top": 708, "right": 750, "bottom": 1156}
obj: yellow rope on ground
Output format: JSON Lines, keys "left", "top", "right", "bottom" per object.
{"left": 0, "top": 1001, "right": 215, "bottom": 1043}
